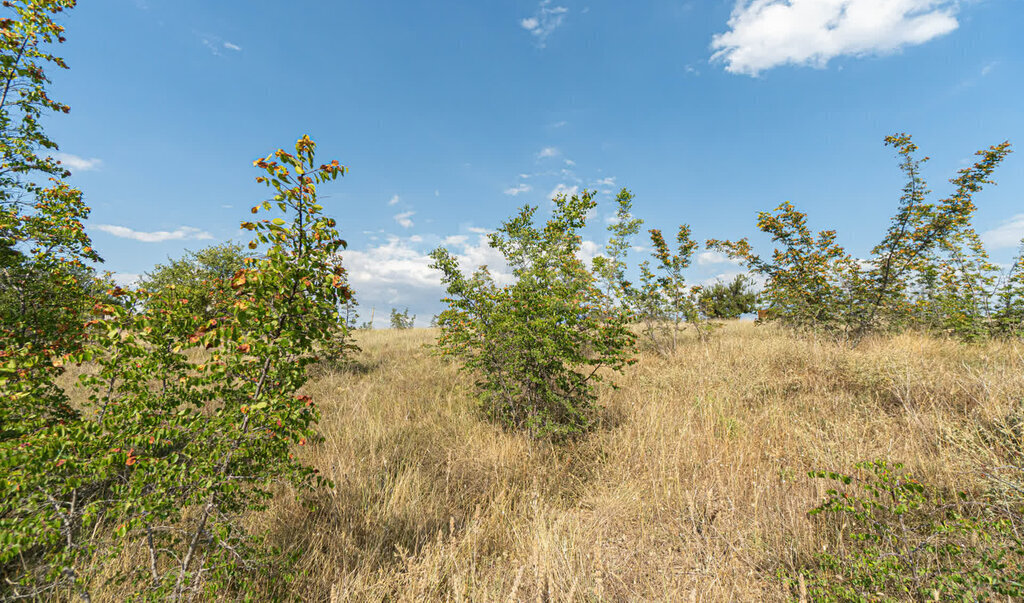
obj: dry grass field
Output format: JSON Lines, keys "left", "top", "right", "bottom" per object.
{"left": 176, "top": 321, "right": 1019, "bottom": 602}
{"left": 80, "top": 321, "right": 1024, "bottom": 601}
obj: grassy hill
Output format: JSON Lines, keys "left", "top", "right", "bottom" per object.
{"left": 89, "top": 322, "right": 1024, "bottom": 601}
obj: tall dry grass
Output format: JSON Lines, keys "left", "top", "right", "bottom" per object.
{"left": 214, "top": 322, "right": 1022, "bottom": 601}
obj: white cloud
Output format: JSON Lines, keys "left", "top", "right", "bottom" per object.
{"left": 538, "top": 146, "right": 560, "bottom": 159}
{"left": 980, "top": 61, "right": 998, "bottom": 76}
{"left": 711, "top": 0, "right": 960, "bottom": 76}
{"left": 388, "top": 194, "right": 400, "bottom": 206}
{"left": 697, "top": 250, "right": 743, "bottom": 266}
{"left": 549, "top": 183, "right": 579, "bottom": 199}
{"left": 223, "top": 41, "right": 241, "bottom": 51}
{"left": 95, "top": 224, "right": 213, "bottom": 243}
{"left": 504, "top": 183, "right": 533, "bottom": 196}
{"left": 578, "top": 239, "right": 601, "bottom": 265}
{"left": 550, "top": 120, "right": 568, "bottom": 128}
{"left": 53, "top": 152, "right": 102, "bottom": 172}
{"left": 520, "top": 0, "right": 569, "bottom": 48}
{"left": 595, "top": 176, "right": 616, "bottom": 187}
{"left": 393, "top": 211, "right": 415, "bottom": 229}
{"left": 983, "top": 214, "right": 1024, "bottom": 250}
{"left": 112, "top": 272, "right": 141, "bottom": 287}
{"left": 564, "top": 159, "right": 576, "bottom": 166}
{"left": 344, "top": 237, "right": 441, "bottom": 291}
{"left": 341, "top": 233, "right": 515, "bottom": 326}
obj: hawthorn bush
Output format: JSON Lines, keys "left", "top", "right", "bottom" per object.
{"left": 0, "top": 1, "right": 108, "bottom": 598}
{"left": 2, "top": 135, "right": 351, "bottom": 600}
{"left": 430, "top": 190, "right": 635, "bottom": 440}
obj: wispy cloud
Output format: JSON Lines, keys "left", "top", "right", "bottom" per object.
{"left": 95, "top": 224, "right": 213, "bottom": 243}
{"left": 198, "top": 33, "right": 243, "bottom": 56}
{"left": 537, "top": 146, "right": 560, "bottom": 159}
{"left": 983, "top": 214, "right": 1024, "bottom": 250}
{"left": 54, "top": 152, "right": 102, "bottom": 172}
{"left": 393, "top": 211, "right": 415, "bottom": 229}
{"left": 504, "top": 183, "right": 533, "bottom": 196}
{"left": 388, "top": 194, "right": 401, "bottom": 206}
{"left": 711, "top": 0, "right": 960, "bottom": 76}
{"left": 520, "top": 0, "right": 569, "bottom": 48}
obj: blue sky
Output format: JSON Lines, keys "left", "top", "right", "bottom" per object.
{"left": 44, "top": 0, "right": 1023, "bottom": 325}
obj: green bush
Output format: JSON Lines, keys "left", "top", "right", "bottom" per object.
{"left": 139, "top": 242, "right": 253, "bottom": 324}
{"left": 699, "top": 274, "right": 757, "bottom": 320}
{"left": 390, "top": 307, "right": 415, "bottom": 329}
{"left": 430, "top": 190, "right": 635, "bottom": 440}
{"left": 2, "top": 136, "right": 352, "bottom": 600}
{"left": 794, "top": 460, "right": 1024, "bottom": 601}
{"left": 634, "top": 224, "right": 717, "bottom": 351}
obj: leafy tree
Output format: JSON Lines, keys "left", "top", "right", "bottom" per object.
{"left": 852, "top": 134, "right": 1010, "bottom": 338}
{"left": 0, "top": 0, "right": 100, "bottom": 356}
{"left": 2, "top": 136, "right": 351, "bottom": 600}
{"left": 708, "top": 202, "right": 859, "bottom": 334}
{"left": 708, "top": 134, "right": 1012, "bottom": 340}
{"left": 389, "top": 307, "right": 414, "bottom": 329}
{"left": 139, "top": 241, "right": 253, "bottom": 323}
{"left": 592, "top": 187, "right": 643, "bottom": 309}
{"left": 994, "top": 240, "right": 1024, "bottom": 337}
{"left": 699, "top": 274, "right": 757, "bottom": 319}
{"left": 0, "top": 3, "right": 106, "bottom": 597}
{"left": 634, "top": 224, "right": 715, "bottom": 352}
{"left": 430, "top": 190, "right": 635, "bottom": 440}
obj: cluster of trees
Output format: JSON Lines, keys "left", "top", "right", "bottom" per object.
{"left": 709, "top": 134, "right": 1020, "bottom": 341}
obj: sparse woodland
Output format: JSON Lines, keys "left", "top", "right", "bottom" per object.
{"left": 2, "top": 2, "right": 1023, "bottom": 601}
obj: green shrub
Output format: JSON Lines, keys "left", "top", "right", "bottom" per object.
{"left": 699, "top": 274, "right": 757, "bottom": 319}
{"left": 635, "top": 224, "right": 717, "bottom": 351}
{"left": 2, "top": 136, "right": 352, "bottom": 600}
{"left": 390, "top": 307, "right": 415, "bottom": 329}
{"left": 430, "top": 190, "right": 635, "bottom": 440}
{"left": 793, "top": 460, "right": 1024, "bottom": 601}
{"left": 139, "top": 242, "right": 253, "bottom": 324}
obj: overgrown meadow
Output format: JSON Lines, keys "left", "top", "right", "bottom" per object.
{"left": 2, "top": 2, "right": 1023, "bottom": 601}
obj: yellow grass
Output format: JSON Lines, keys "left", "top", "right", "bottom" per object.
{"left": 197, "top": 322, "right": 1024, "bottom": 601}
